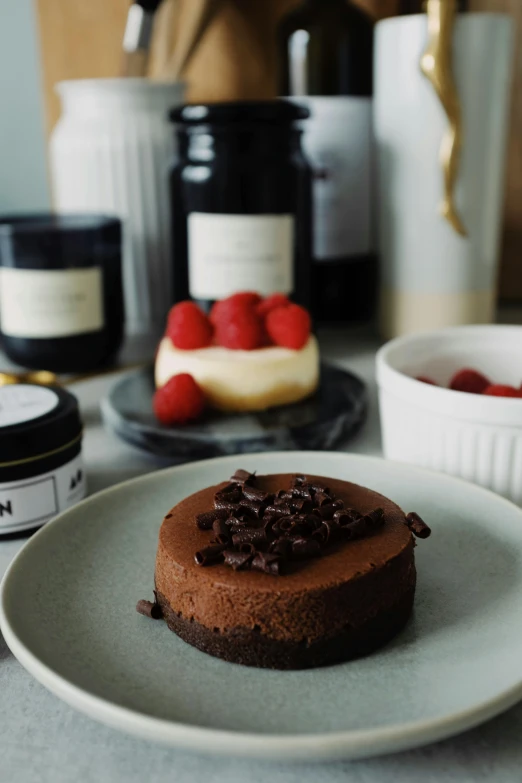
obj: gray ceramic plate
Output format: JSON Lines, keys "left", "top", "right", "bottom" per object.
{"left": 2, "top": 452, "right": 522, "bottom": 762}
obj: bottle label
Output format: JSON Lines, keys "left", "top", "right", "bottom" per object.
{"left": 188, "top": 213, "right": 295, "bottom": 299}
{"left": 296, "top": 96, "right": 373, "bottom": 261}
{"left": 0, "top": 267, "right": 104, "bottom": 338}
{"left": 0, "top": 452, "right": 86, "bottom": 535}
{"left": 0, "top": 385, "right": 59, "bottom": 428}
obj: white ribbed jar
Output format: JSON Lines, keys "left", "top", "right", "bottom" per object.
{"left": 377, "top": 326, "right": 522, "bottom": 505}
{"left": 50, "top": 79, "right": 184, "bottom": 336}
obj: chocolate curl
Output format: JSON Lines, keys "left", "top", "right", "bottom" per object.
{"left": 232, "top": 527, "right": 268, "bottom": 547}
{"left": 240, "top": 499, "right": 264, "bottom": 518}
{"left": 304, "top": 513, "right": 323, "bottom": 531}
{"left": 136, "top": 599, "right": 162, "bottom": 619}
{"left": 333, "top": 509, "right": 361, "bottom": 527}
{"left": 230, "top": 469, "right": 256, "bottom": 485}
{"left": 242, "top": 484, "right": 269, "bottom": 503}
{"left": 265, "top": 504, "right": 292, "bottom": 517}
{"left": 291, "top": 537, "right": 322, "bottom": 559}
{"left": 195, "top": 543, "right": 227, "bottom": 566}
{"left": 313, "top": 502, "right": 338, "bottom": 520}
{"left": 314, "top": 490, "right": 332, "bottom": 507}
{"left": 238, "top": 542, "right": 256, "bottom": 555}
{"left": 212, "top": 518, "right": 230, "bottom": 543}
{"left": 365, "top": 508, "right": 385, "bottom": 529}
{"left": 287, "top": 517, "right": 310, "bottom": 537}
{"left": 291, "top": 497, "right": 313, "bottom": 513}
{"left": 291, "top": 474, "right": 307, "bottom": 488}
{"left": 307, "top": 483, "right": 331, "bottom": 495}
{"left": 313, "top": 518, "right": 341, "bottom": 544}
{"left": 251, "top": 552, "right": 281, "bottom": 576}
{"left": 275, "top": 517, "right": 294, "bottom": 533}
{"left": 277, "top": 490, "right": 294, "bottom": 501}
{"left": 406, "top": 512, "right": 431, "bottom": 539}
{"left": 223, "top": 550, "right": 253, "bottom": 571}
{"left": 269, "top": 537, "right": 292, "bottom": 557}
{"left": 196, "top": 508, "right": 230, "bottom": 530}
{"left": 291, "top": 487, "right": 313, "bottom": 500}
{"left": 335, "top": 508, "right": 362, "bottom": 525}
{"left": 214, "top": 498, "right": 241, "bottom": 513}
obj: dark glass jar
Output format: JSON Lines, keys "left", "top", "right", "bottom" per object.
{"left": 169, "top": 101, "right": 313, "bottom": 311}
{"left": 0, "top": 214, "right": 124, "bottom": 373}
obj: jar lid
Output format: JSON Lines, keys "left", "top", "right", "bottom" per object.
{"left": 170, "top": 100, "right": 310, "bottom": 126}
{"left": 0, "top": 213, "right": 121, "bottom": 267}
{"left": 0, "top": 385, "right": 83, "bottom": 466}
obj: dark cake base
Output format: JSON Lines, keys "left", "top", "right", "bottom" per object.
{"left": 156, "top": 584, "right": 415, "bottom": 670}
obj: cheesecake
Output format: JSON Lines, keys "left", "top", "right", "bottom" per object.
{"left": 155, "top": 336, "right": 320, "bottom": 412}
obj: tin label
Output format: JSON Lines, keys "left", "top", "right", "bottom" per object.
{"left": 0, "top": 453, "right": 86, "bottom": 534}
{"left": 0, "top": 385, "right": 59, "bottom": 428}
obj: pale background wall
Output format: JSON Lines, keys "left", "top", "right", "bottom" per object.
{"left": 0, "top": 0, "right": 49, "bottom": 212}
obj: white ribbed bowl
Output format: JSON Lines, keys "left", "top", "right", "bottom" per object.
{"left": 376, "top": 325, "right": 522, "bottom": 504}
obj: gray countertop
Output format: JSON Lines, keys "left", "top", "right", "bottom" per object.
{"left": 1, "top": 329, "right": 521, "bottom": 783}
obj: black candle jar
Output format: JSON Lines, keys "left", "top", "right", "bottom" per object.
{"left": 169, "top": 101, "right": 313, "bottom": 310}
{"left": 0, "top": 214, "right": 124, "bottom": 373}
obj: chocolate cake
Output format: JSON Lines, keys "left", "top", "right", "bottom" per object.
{"left": 144, "top": 471, "right": 430, "bottom": 670}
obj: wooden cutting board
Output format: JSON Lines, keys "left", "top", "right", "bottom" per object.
{"left": 35, "top": 0, "right": 522, "bottom": 300}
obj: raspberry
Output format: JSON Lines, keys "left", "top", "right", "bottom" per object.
{"left": 210, "top": 292, "right": 262, "bottom": 327}
{"left": 166, "top": 301, "right": 213, "bottom": 350}
{"left": 265, "top": 304, "right": 311, "bottom": 350}
{"left": 449, "top": 368, "right": 490, "bottom": 395}
{"left": 482, "top": 384, "right": 522, "bottom": 398}
{"left": 256, "top": 293, "right": 290, "bottom": 318}
{"left": 215, "top": 308, "right": 265, "bottom": 350}
{"left": 153, "top": 374, "right": 205, "bottom": 425}
{"left": 416, "top": 376, "right": 438, "bottom": 386}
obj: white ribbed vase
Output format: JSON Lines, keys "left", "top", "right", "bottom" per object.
{"left": 50, "top": 79, "right": 184, "bottom": 336}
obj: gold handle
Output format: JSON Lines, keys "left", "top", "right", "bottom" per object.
{"left": 420, "top": 0, "right": 467, "bottom": 237}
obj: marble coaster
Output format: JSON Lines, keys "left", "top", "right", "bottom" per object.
{"left": 100, "top": 363, "right": 367, "bottom": 461}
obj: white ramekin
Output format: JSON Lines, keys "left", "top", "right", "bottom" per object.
{"left": 376, "top": 325, "right": 522, "bottom": 504}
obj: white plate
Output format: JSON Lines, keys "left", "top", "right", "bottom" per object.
{"left": 2, "top": 452, "right": 522, "bottom": 762}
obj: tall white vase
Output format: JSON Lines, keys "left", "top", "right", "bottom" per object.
{"left": 50, "top": 79, "right": 184, "bottom": 336}
{"left": 374, "top": 14, "right": 514, "bottom": 338}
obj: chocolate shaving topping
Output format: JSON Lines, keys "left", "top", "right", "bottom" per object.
{"left": 242, "top": 485, "right": 269, "bottom": 502}
{"left": 212, "top": 518, "right": 230, "bottom": 540}
{"left": 251, "top": 552, "right": 281, "bottom": 575}
{"left": 223, "top": 550, "right": 253, "bottom": 570}
{"left": 230, "top": 469, "right": 256, "bottom": 485}
{"left": 194, "top": 543, "right": 227, "bottom": 566}
{"left": 291, "top": 537, "right": 321, "bottom": 559}
{"left": 196, "top": 508, "right": 230, "bottom": 530}
{"left": 239, "top": 498, "right": 264, "bottom": 518}
{"left": 406, "top": 512, "right": 431, "bottom": 539}
{"left": 194, "top": 470, "right": 398, "bottom": 576}
{"left": 136, "top": 599, "right": 162, "bottom": 620}
{"left": 232, "top": 527, "right": 268, "bottom": 547}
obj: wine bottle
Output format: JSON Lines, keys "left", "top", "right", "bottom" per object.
{"left": 278, "top": 0, "right": 375, "bottom": 324}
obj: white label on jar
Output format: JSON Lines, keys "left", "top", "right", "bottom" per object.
{"left": 188, "top": 213, "right": 294, "bottom": 299}
{"left": 0, "top": 385, "right": 59, "bottom": 428}
{"left": 0, "top": 452, "right": 85, "bottom": 534}
{"left": 0, "top": 267, "right": 104, "bottom": 338}
{"left": 297, "top": 96, "right": 373, "bottom": 261}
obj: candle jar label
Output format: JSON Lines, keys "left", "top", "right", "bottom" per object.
{"left": 188, "top": 213, "right": 295, "bottom": 300}
{"left": 0, "top": 267, "right": 104, "bottom": 338}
